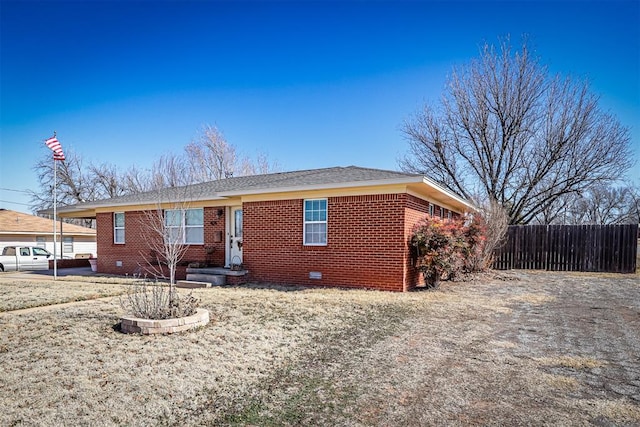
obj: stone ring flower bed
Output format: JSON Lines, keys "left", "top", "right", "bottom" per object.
{"left": 120, "top": 308, "right": 210, "bottom": 335}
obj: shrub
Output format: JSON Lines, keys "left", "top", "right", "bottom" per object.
{"left": 475, "top": 199, "right": 509, "bottom": 269}
{"left": 410, "top": 215, "right": 487, "bottom": 288}
{"left": 119, "top": 279, "right": 199, "bottom": 320}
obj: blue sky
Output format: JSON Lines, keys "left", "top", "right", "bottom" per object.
{"left": 1, "top": 0, "right": 639, "bottom": 214}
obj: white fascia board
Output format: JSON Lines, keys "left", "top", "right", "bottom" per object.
{"left": 217, "top": 177, "right": 424, "bottom": 197}
{"left": 421, "top": 177, "right": 475, "bottom": 209}
{"left": 55, "top": 195, "right": 228, "bottom": 213}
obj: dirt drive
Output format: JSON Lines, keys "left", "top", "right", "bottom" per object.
{"left": 0, "top": 270, "right": 638, "bottom": 426}
{"left": 341, "top": 271, "right": 640, "bottom": 426}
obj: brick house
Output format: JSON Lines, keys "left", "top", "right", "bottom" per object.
{"left": 54, "top": 166, "right": 472, "bottom": 292}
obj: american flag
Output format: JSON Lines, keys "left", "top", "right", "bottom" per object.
{"left": 45, "top": 135, "right": 65, "bottom": 161}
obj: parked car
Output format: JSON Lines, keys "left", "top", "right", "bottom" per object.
{"left": 0, "top": 246, "right": 52, "bottom": 271}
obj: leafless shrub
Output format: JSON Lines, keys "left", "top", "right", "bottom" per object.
{"left": 478, "top": 199, "right": 509, "bottom": 269}
{"left": 119, "top": 279, "right": 199, "bottom": 320}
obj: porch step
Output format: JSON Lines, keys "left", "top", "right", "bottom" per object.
{"left": 186, "top": 267, "right": 248, "bottom": 277}
{"left": 176, "top": 280, "right": 212, "bottom": 289}
{"left": 185, "top": 273, "right": 227, "bottom": 286}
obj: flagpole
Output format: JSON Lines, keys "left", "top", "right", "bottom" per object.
{"left": 53, "top": 131, "right": 58, "bottom": 280}
{"left": 45, "top": 130, "right": 64, "bottom": 280}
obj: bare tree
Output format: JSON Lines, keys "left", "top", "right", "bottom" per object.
{"left": 238, "top": 152, "right": 281, "bottom": 176}
{"left": 121, "top": 165, "right": 153, "bottom": 193}
{"left": 185, "top": 124, "right": 281, "bottom": 181}
{"left": 31, "top": 148, "right": 89, "bottom": 210}
{"left": 537, "top": 183, "right": 640, "bottom": 225}
{"left": 148, "top": 153, "right": 191, "bottom": 189}
{"left": 32, "top": 149, "right": 134, "bottom": 226}
{"left": 32, "top": 124, "right": 281, "bottom": 215}
{"left": 185, "top": 125, "right": 238, "bottom": 181}
{"left": 122, "top": 189, "right": 201, "bottom": 320}
{"left": 136, "top": 187, "right": 202, "bottom": 313}
{"left": 31, "top": 149, "right": 97, "bottom": 227}
{"left": 138, "top": 201, "right": 191, "bottom": 290}
{"left": 87, "top": 162, "right": 127, "bottom": 199}
{"left": 401, "top": 37, "right": 634, "bottom": 224}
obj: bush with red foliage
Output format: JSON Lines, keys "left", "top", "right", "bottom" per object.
{"left": 410, "top": 214, "right": 487, "bottom": 288}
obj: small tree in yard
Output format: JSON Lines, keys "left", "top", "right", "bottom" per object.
{"left": 411, "top": 215, "right": 488, "bottom": 288}
{"left": 121, "top": 191, "right": 200, "bottom": 320}
{"left": 138, "top": 202, "right": 191, "bottom": 289}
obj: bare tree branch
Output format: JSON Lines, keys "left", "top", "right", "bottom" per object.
{"left": 401, "top": 36, "right": 634, "bottom": 224}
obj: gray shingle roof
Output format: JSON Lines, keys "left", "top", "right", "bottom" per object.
{"left": 57, "top": 166, "right": 425, "bottom": 212}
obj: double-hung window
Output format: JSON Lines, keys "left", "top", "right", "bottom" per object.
{"left": 304, "top": 199, "right": 327, "bottom": 245}
{"left": 428, "top": 203, "right": 434, "bottom": 217}
{"left": 63, "top": 236, "right": 74, "bottom": 253}
{"left": 114, "top": 212, "right": 125, "bottom": 244}
{"left": 165, "top": 208, "right": 204, "bottom": 244}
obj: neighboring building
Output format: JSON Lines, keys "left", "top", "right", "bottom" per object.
{"left": 52, "top": 166, "right": 472, "bottom": 291}
{"left": 0, "top": 209, "right": 97, "bottom": 258}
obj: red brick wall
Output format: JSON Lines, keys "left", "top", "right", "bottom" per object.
{"left": 243, "top": 194, "right": 408, "bottom": 291}
{"left": 95, "top": 208, "right": 226, "bottom": 278}
{"left": 403, "top": 196, "right": 465, "bottom": 289}
{"left": 94, "top": 195, "right": 462, "bottom": 291}
{"left": 404, "top": 194, "right": 432, "bottom": 290}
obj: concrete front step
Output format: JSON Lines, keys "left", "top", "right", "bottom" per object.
{"left": 176, "top": 280, "right": 211, "bottom": 289}
{"left": 185, "top": 273, "right": 226, "bottom": 286}
{"left": 186, "top": 267, "right": 248, "bottom": 277}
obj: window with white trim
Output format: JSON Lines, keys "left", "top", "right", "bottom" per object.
{"left": 114, "top": 212, "right": 125, "bottom": 244}
{"left": 428, "top": 203, "right": 434, "bottom": 217}
{"left": 304, "top": 199, "right": 327, "bottom": 245}
{"left": 63, "top": 236, "right": 73, "bottom": 253}
{"left": 165, "top": 208, "right": 204, "bottom": 244}
{"left": 447, "top": 210, "right": 452, "bottom": 220}
{"left": 36, "top": 236, "right": 46, "bottom": 248}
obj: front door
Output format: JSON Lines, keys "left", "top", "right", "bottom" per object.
{"left": 229, "top": 206, "right": 243, "bottom": 267}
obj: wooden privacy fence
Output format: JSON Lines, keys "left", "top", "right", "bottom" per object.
{"left": 493, "top": 224, "right": 638, "bottom": 273}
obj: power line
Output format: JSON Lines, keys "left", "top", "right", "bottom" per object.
{"left": 0, "top": 187, "right": 31, "bottom": 194}
{"left": 0, "top": 199, "right": 31, "bottom": 206}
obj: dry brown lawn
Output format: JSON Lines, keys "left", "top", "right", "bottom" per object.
{"left": 0, "top": 271, "right": 638, "bottom": 426}
{"left": 0, "top": 275, "right": 134, "bottom": 312}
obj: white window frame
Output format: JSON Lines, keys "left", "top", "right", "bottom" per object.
{"left": 114, "top": 212, "right": 125, "bottom": 244}
{"left": 447, "top": 210, "right": 452, "bottom": 220}
{"left": 165, "top": 208, "right": 204, "bottom": 245}
{"left": 303, "top": 198, "right": 327, "bottom": 246}
{"left": 63, "top": 236, "right": 74, "bottom": 253}
{"left": 428, "top": 203, "right": 434, "bottom": 217}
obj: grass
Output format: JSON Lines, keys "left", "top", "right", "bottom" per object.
{"left": 0, "top": 277, "right": 132, "bottom": 312}
{"left": 0, "top": 271, "right": 639, "bottom": 426}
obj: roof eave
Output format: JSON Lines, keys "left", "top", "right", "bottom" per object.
{"left": 219, "top": 176, "right": 425, "bottom": 197}
{"left": 43, "top": 195, "right": 229, "bottom": 216}
{"left": 420, "top": 177, "right": 475, "bottom": 210}
{"left": 42, "top": 174, "right": 474, "bottom": 216}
